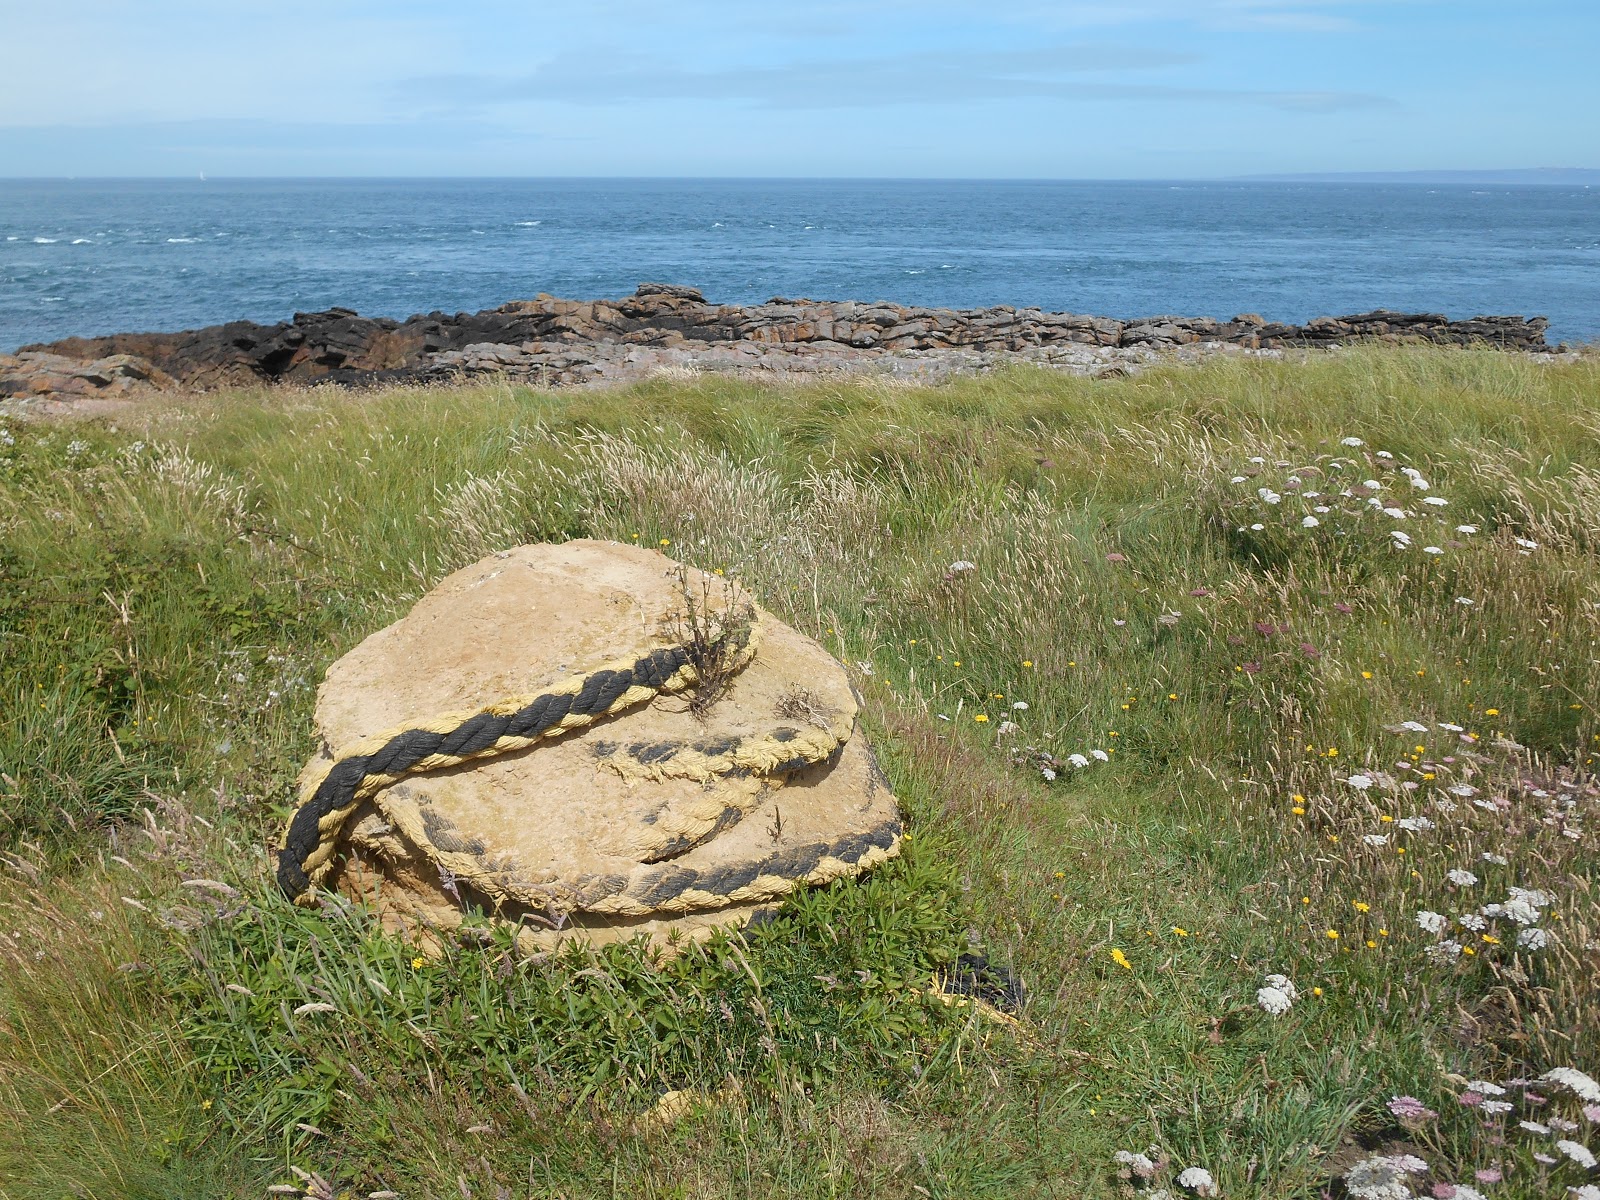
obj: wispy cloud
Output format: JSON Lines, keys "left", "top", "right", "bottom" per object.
{"left": 415, "top": 45, "right": 1390, "bottom": 114}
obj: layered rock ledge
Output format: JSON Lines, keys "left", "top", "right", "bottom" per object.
{"left": 1, "top": 284, "right": 1553, "bottom": 409}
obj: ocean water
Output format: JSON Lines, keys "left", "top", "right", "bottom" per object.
{"left": 2, "top": 178, "right": 1597, "bottom": 352}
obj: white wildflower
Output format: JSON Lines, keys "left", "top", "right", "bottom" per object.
{"left": 1067, "top": 754, "right": 1089, "bottom": 768}
{"left": 1449, "top": 1188, "right": 1487, "bottom": 1200}
{"left": 1364, "top": 479, "right": 1384, "bottom": 490}
{"left": 1423, "top": 545, "right": 1444, "bottom": 554}
{"left": 1467, "top": 1080, "right": 1506, "bottom": 1096}
{"left": 1248, "top": 456, "right": 1266, "bottom": 464}
{"left": 1397, "top": 816, "right": 1435, "bottom": 832}
{"left": 1503, "top": 896, "right": 1544, "bottom": 925}
{"left": 1569, "top": 1187, "right": 1600, "bottom": 1200}
{"left": 1453, "top": 596, "right": 1475, "bottom": 605}
{"left": 1481, "top": 1099, "right": 1514, "bottom": 1115}
{"left": 1455, "top": 524, "right": 1479, "bottom": 534}
{"left": 1314, "top": 504, "right": 1331, "bottom": 512}
{"left": 1302, "top": 515, "right": 1320, "bottom": 528}
{"left": 1012, "top": 701, "right": 1029, "bottom": 710}
{"left": 1522, "top": 1120, "right": 1553, "bottom": 1135}
{"left": 1425, "top": 939, "right": 1463, "bottom": 962}
{"left": 1481, "top": 852, "right": 1508, "bottom": 865}
{"left": 1543, "top": 1068, "right": 1600, "bottom": 1104}
{"left": 1114, "top": 1149, "right": 1157, "bottom": 1177}
{"left": 1518, "top": 927, "right": 1551, "bottom": 950}
{"left": 1090, "top": 749, "right": 1110, "bottom": 762}
{"left": 1447, "top": 783, "right": 1478, "bottom": 797}
{"left": 1514, "top": 536, "right": 1539, "bottom": 550}
{"left": 1437, "top": 722, "right": 1465, "bottom": 732}
{"left": 1257, "top": 985, "right": 1293, "bottom": 1016}
{"left": 1040, "top": 767, "right": 1057, "bottom": 781}
{"left": 1176, "top": 1166, "right": 1218, "bottom": 1196}
{"left": 1345, "top": 1154, "right": 1426, "bottom": 1200}
{"left": 1346, "top": 774, "right": 1374, "bottom": 790}
{"left": 1408, "top": 476, "right": 1430, "bottom": 490}
{"left": 1458, "top": 914, "right": 1487, "bottom": 931}
{"left": 949, "top": 560, "right": 977, "bottom": 574}
{"left": 1390, "top": 530, "right": 1413, "bottom": 547}
{"left": 1250, "top": 523, "right": 1265, "bottom": 531}
{"left": 1230, "top": 475, "right": 1248, "bottom": 484}
{"left": 1376, "top": 450, "right": 1395, "bottom": 459}
{"left": 1416, "top": 910, "right": 1448, "bottom": 935}
{"left": 1259, "top": 488, "right": 1281, "bottom": 504}
{"left": 1382, "top": 506, "right": 1408, "bottom": 520}
{"left": 1364, "top": 833, "right": 1391, "bottom": 846}
{"left": 1399, "top": 720, "right": 1429, "bottom": 732}
{"left": 1559, "top": 1141, "right": 1600, "bottom": 1169}
{"left": 1341, "top": 436, "right": 1365, "bottom": 446}
{"left": 1422, "top": 496, "right": 1448, "bottom": 506}
{"left": 1446, "top": 869, "right": 1479, "bottom": 887}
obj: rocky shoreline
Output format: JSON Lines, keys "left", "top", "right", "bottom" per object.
{"left": 0, "top": 284, "right": 1555, "bottom": 412}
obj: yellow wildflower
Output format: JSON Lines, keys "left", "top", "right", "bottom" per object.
{"left": 1110, "top": 948, "right": 1132, "bottom": 970}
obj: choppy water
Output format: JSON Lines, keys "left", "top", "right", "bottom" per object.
{"left": 2, "top": 177, "right": 1596, "bottom": 351}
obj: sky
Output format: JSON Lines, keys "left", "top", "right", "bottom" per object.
{"left": 2, "top": 0, "right": 1596, "bottom": 178}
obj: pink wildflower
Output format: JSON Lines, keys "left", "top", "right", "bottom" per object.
{"left": 1390, "top": 1095, "right": 1438, "bottom": 1121}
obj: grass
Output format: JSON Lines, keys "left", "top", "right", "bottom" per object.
{"left": 1, "top": 346, "right": 1598, "bottom": 1198}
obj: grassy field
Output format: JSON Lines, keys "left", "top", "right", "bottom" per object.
{"left": 2, "top": 348, "right": 1599, "bottom": 1199}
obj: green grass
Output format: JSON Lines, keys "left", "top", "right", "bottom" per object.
{"left": 2, "top": 348, "right": 1599, "bottom": 1198}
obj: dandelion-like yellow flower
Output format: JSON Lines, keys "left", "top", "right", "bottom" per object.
{"left": 1380, "top": 814, "right": 1394, "bottom": 823}
{"left": 1172, "top": 927, "right": 1189, "bottom": 937}
{"left": 1462, "top": 945, "right": 1476, "bottom": 956}
{"left": 1482, "top": 934, "right": 1500, "bottom": 944}
{"left": 1168, "top": 693, "right": 1178, "bottom": 700}
{"left": 1312, "top": 987, "right": 1324, "bottom": 997}
{"left": 1327, "top": 747, "right": 1339, "bottom": 758}
{"left": 1422, "top": 772, "right": 1436, "bottom": 781}
{"left": 1362, "top": 671, "right": 1373, "bottom": 680}
{"left": 659, "top": 538, "right": 671, "bottom": 546}
{"left": 1366, "top": 940, "right": 1377, "bottom": 949}
{"left": 411, "top": 956, "right": 425, "bottom": 969}
{"left": 1353, "top": 901, "right": 1370, "bottom": 913}
{"left": 1301, "top": 896, "right": 1311, "bottom": 904}
{"left": 1396, "top": 847, "right": 1407, "bottom": 855}
{"left": 954, "top": 660, "right": 962, "bottom": 667}
{"left": 1022, "top": 659, "right": 1033, "bottom": 668}
{"left": 1110, "top": 948, "right": 1132, "bottom": 970}
{"left": 1292, "top": 807, "right": 1306, "bottom": 816}
{"left": 1379, "top": 929, "right": 1388, "bottom": 936}
{"left": 1326, "top": 929, "right": 1340, "bottom": 940}
{"left": 1485, "top": 708, "right": 1500, "bottom": 716}
{"left": 974, "top": 714, "right": 989, "bottom": 723}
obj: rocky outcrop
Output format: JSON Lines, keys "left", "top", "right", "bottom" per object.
{"left": 3, "top": 285, "right": 1555, "bottom": 406}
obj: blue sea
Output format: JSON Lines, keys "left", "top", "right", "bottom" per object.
{"left": 2, "top": 178, "right": 1597, "bottom": 352}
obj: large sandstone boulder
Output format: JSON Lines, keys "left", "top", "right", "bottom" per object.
{"left": 281, "top": 540, "right": 901, "bottom": 952}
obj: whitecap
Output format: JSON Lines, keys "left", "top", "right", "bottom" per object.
{"left": 71, "top": 238, "right": 92, "bottom": 244}
{"left": 906, "top": 268, "right": 925, "bottom": 275}
{"left": 711, "top": 222, "right": 723, "bottom": 227}
{"left": 803, "top": 224, "right": 814, "bottom": 229}
{"left": 515, "top": 220, "right": 541, "bottom": 226}
{"left": 4, "top": 236, "right": 17, "bottom": 241}
{"left": 470, "top": 229, "right": 486, "bottom": 234}
{"left": 33, "top": 236, "right": 58, "bottom": 243}
{"left": 165, "top": 236, "right": 200, "bottom": 243}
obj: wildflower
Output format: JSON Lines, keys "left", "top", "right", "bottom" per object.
{"left": 411, "top": 956, "right": 426, "bottom": 970}
{"left": 1513, "top": 536, "right": 1539, "bottom": 550}
{"left": 1458, "top": 914, "right": 1487, "bottom": 931}
{"left": 1110, "top": 948, "right": 1132, "bottom": 970}
{"left": 1518, "top": 927, "right": 1550, "bottom": 950}
{"left": 1021, "top": 659, "right": 1032, "bottom": 668}
{"left": 1416, "top": 910, "right": 1448, "bottom": 935}
{"left": 1346, "top": 774, "right": 1374, "bottom": 790}
{"left": 1390, "top": 530, "right": 1413, "bottom": 547}
{"left": 1453, "top": 596, "right": 1475, "bottom": 606}
{"left": 1230, "top": 474, "right": 1248, "bottom": 484}
{"left": 1559, "top": 1140, "right": 1600, "bottom": 1169}
{"left": 1542, "top": 1068, "right": 1600, "bottom": 1104}
{"left": 1382, "top": 506, "right": 1408, "bottom": 520}
{"left": 1444, "top": 1187, "right": 1488, "bottom": 1200}
{"left": 1363, "top": 834, "right": 1390, "bottom": 847}
{"left": 1423, "top": 545, "right": 1444, "bottom": 554}
{"left": 949, "top": 560, "right": 977, "bottom": 574}
{"left": 1176, "top": 1166, "right": 1218, "bottom": 1197}
{"left": 1446, "top": 869, "right": 1478, "bottom": 887}
{"left": 1302, "top": 515, "right": 1320, "bottom": 528}
{"left": 1346, "top": 1154, "right": 1427, "bottom": 1200}
{"left": 1067, "top": 753, "right": 1090, "bottom": 768}
{"left": 1422, "top": 496, "right": 1449, "bottom": 506}
{"left": 974, "top": 714, "right": 989, "bottom": 724}
{"left": 659, "top": 538, "right": 671, "bottom": 546}
{"left": 1569, "top": 1187, "right": 1600, "bottom": 1200}
{"left": 1399, "top": 720, "right": 1429, "bottom": 732}
{"left": 1326, "top": 929, "right": 1340, "bottom": 940}
{"left": 1091, "top": 749, "right": 1110, "bottom": 762}
{"left": 1397, "top": 816, "right": 1435, "bottom": 832}
{"left": 1522, "top": 1120, "right": 1553, "bottom": 1135}
{"left": 1258, "top": 488, "right": 1282, "bottom": 504}
{"left": 1468, "top": 1081, "right": 1507, "bottom": 1096}
{"left": 1482, "top": 1099, "right": 1513, "bottom": 1115}
{"left": 1353, "top": 901, "right": 1371, "bottom": 913}
{"left": 1388, "top": 1095, "right": 1437, "bottom": 1121}
{"left": 1114, "top": 1150, "right": 1157, "bottom": 1178}
{"left": 1013, "top": 701, "right": 1029, "bottom": 710}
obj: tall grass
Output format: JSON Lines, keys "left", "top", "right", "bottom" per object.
{"left": 1, "top": 347, "right": 1597, "bottom": 1197}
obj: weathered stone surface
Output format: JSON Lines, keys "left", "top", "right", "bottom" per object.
{"left": 5, "top": 285, "right": 1555, "bottom": 408}
{"left": 305, "top": 539, "right": 901, "bottom": 953}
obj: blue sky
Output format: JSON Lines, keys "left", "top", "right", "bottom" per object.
{"left": 3, "top": 0, "right": 1595, "bottom": 178}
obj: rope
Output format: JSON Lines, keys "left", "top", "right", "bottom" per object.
{"left": 278, "top": 610, "right": 881, "bottom": 911}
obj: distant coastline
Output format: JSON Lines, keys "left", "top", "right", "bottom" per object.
{"left": 1235, "top": 168, "right": 1600, "bottom": 185}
